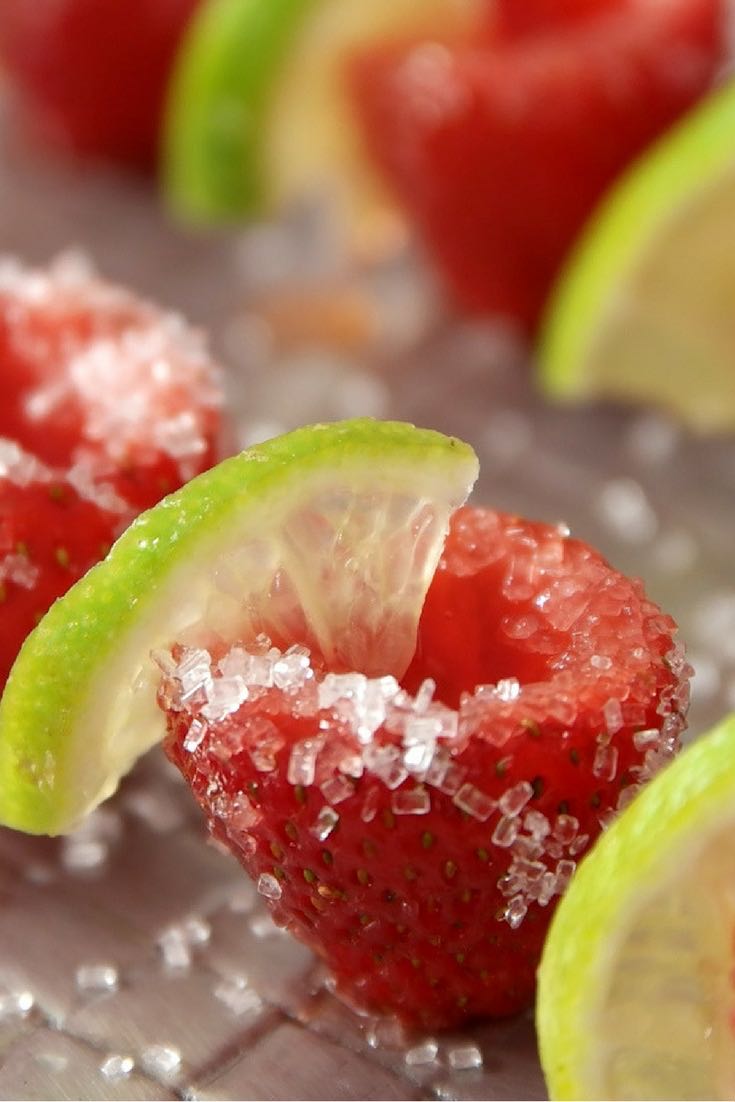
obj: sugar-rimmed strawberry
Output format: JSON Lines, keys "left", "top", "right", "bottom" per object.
{"left": 0, "top": 253, "right": 227, "bottom": 512}
{"left": 0, "top": 439, "right": 125, "bottom": 690}
{"left": 161, "top": 505, "right": 690, "bottom": 1030}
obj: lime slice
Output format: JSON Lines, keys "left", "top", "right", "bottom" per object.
{"left": 537, "top": 713, "right": 735, "bottom": 1100}
{"left": 0, "top": 420, "right": 477, "bottom": 836}
{"left": 538, "top": 78, "right": 735, "bottom": 432}
{"left": 163, "top": 0, "right": 478, "bottom": 226}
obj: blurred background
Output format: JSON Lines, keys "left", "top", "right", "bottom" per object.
{"left": 0, "top": 1, "right": 734, "bottom": 1098}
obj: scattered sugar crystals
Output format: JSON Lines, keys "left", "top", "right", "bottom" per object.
{"left": 405, "top": 1039, "right": 439, "bottom": 1067}
{"left": 100, "top": 1054, "right": 135, "bottom": 1081}
{"left": 141, "top": 1044, "right": 181, "bottom": 1079}
{"left": 157, "top": 916, "right": 211, "bottom": 971}
{"left": 392, "top": 785, "right": 431, "bottom": 816}
{"left": 453, "top": 783, "right": 495, "bottom": 822}
{"left": 75, "top": 962, "right": 119, "bottom": 993}
{"left": 0, "top": 989, "right": 34, "bottom": 1020}
{"left": 447, "top": 1043, "right": 484, "bottom": 1071}
{"left": 214, "top": 975, "right": 262, "bottom": 1019}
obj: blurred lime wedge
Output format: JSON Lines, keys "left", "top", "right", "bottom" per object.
{"left": 0, "top": 420, "right": 477, "bottom": 836}
{"left": 537, "top": 713, "right": 735, "bottom": 1100}
{"left": 539, "top": 78, "right": 735, "bottom": 432}
{"left": 163, "top": 0, "right": 478, "bottom": 228}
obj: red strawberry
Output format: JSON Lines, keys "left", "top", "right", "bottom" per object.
{"left": 0, "top": 440, "right": 125, "bottom": 690}
{"left": 348, "top": 0, "right": 727, "bottom": 330}
{"left": 0, "top": 0, "right": 200, "bottom": 168}
{"left": 0, "top": 255, "right": 227, "bottom": 513}
{"left": 161, "top": 506, "right": 689, "bottom": 1030}
{"left": 490, "top": 0, "right": 625, "bottom": 37}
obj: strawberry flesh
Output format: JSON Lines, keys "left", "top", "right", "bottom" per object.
{"left": 161, "top": 506, "right": 689, "bottom": 1029}
{"left": 348, "top": 0, "right": 727, "bottom": 330}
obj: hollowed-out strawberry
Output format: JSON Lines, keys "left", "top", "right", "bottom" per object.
{"left": 161, "top": 505, "right": 690, "bottom": 1030}
{"left": 0, "top": 255, "right": 227, "bottom": 513}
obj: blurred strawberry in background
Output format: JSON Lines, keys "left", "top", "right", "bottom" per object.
{"left": 0, "top": 0, "right": 200, "bottom": 168}
{"left": 349, "top": 0, "right": 728, "bottom": 329}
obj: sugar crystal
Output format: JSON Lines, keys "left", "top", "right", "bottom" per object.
{"left": 200, "top": 676, "right": 249, "bottom": 721}
{"left": 603, "top": 698, "right": 623, "bottom": 736}
{"left": 257, "top": 873, "right": 282, "bottom": 901}
{"left": 447, "top": 1043, "right": 483, "bottom": 1071}
{"left": 453, "top": 783, "right": 495, "bottom": 821}
{"left": 320, "top": 774, "right": 354, "bottom": 805}
{"left": 183, "top": 718, "right": 207, "bottom": 753}
{"left": 75, "top": 963, "right": 119, "bottom": 992}
{"left": 0, "top": 990, "right": 34, "bottom": 1019}
{"left": 392, "top": 785, "right": 431, "bottom": 816}
{"left": 498, "top": 780, "right": 533, "bottom": 818}
{"left": 413, "top": 678, "right": 436, "bottom": 712}
{"left": 504, "top": 895, "right": 528, "bottom": 929}
{"left": 141, "top": 1044, "right": 181, "bottom": 1078}
{"left": 405, "top": 1039, "right": 439, "bottom": 1066}
{"left": 311, "top": 806, "right": 340, "bottom": 840}
{"left": 492, "top": 816, "right": 519, "bottom": 848}
{"left": 214, "top": 975, "right": 262, "bottom": 1018}
{"left": 158, "top": 929, "right": 192, "bottom": 971}
{"left": 100, "top": 1054, "right": 134, "bottom": 1081}
{"left": 361, "top": 786, "right": 380, "bottom": 822}
{"left": 287, "top": 737, "right": 323, "bottom": 786}
{"left": 524, "top": 809, "right": 551, "bottom": 840}
{"left": 496, "top": 677, "right": 521, "bottom": 702}
{"left": 593, "top": 743, "right": 619, "bottom": 781}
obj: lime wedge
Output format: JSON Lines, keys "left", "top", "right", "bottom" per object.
{"left": 163, "top": 0, "right": 478, "bottom": 225}
{"left": 538, "top": 78, "right": 735, "bottom": 432}
{"left": 537, "top": 713, "right": 735, "bottom": 1100}
{"left": 0, "top": 420, "right": 478, "bottom": 836}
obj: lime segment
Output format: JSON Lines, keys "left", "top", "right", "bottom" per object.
{"left": 0, "top": 420, "right": 478, "bottom": 836}
{"left": 537, "top": 713, "right": 735, "bottom": 1100}
{"left": 538, "top": 78, "right": 735, "bottom": 432}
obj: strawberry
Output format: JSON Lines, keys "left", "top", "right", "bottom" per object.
{"left": 0, "top": 255, "right": 227, "bottom": 513}
{"left": 161, "top": 506, "right": 690, "bottom": 1030}
{"left": 0, "top": 0, "right": 200, "bottom": 168}
{"left": 0, "top": 440, "right": 125, "bottom": 690}
{"left": 348, "top": 0, "right": 727, "bottom": 330}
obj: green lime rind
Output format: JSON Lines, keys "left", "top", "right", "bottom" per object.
{"left": 538, "top": 78, "right": 735, "bottom": 399}
{"left": 0, "top": 420, "right": 477, "bottom": 837}
{"left": 162, "top": 0, "right": 317, "bottom": 222}
{"left": 536, "top": 713, "right": 735, "bottom": 1100}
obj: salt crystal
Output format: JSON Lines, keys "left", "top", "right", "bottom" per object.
{"left": 287, "top": 738, "right": 322, "bottom": 786}
{"left": 257, "top": 873, "right": 282, "bottom": 901}
{"left": 75, "top": 963, "right": 119, "bottom": 992}
{"left": 405, "top": 1039, "right": 439, "bottom": 1066}
{"left": 311, "top": 806, "right": 340, "bottom": 840}
{"left": 593, "top": 743, "right": 619, "bottom": 782}
{"left": 453, "top": 783, "right": 495, "bottom": 822}
{"left": 498, "top": 780, "right": 533, "bottom": 818}
{"left": 214, "top": 975, "right": 262, "bottom": 1018}
{"left": 492, "top": 816, "right": 519, "bottom": 848}
{"left": 141, "top": 1044, "right": 181, "bottom": 1078}
{"left": 100, "top": 1054, "right": 134, "bottom": 1081}
{"left": 392, "top": 785, "right": 431, "bottom": 816}
{"left": 447, "top": 1043, "right": 483, "bottom": 1071}
{"left": 320, "top": 774, "right": 354, "bottom": 805}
